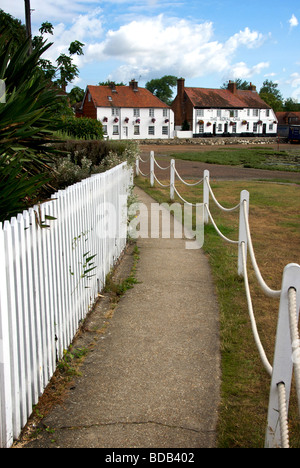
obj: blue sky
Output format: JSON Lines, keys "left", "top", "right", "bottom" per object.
{"left": 2, "top": 0, "right": 300, "bottom": 100}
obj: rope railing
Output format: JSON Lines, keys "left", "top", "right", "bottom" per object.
{"left": 136, "top": 151, "right": 300, "bottom": 448}
{"left": 205, "top": 175, "right": 241, "bottom": 212}
{"left": 242, "top": 200, "right": 281, "bottom": 299}
{"left": 174, "top": 165, "right": 203, "bottom": 186}
{"left": 205, "top": 204, "right": 239, "bottom": 245}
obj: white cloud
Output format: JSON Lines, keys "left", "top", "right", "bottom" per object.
{"left": 2, "top": 3, "right": 270, "bottom": 87}
{"left": 229, "top": 61, "right": 270, "bottom": 80}
{"left": 225, "top": 27, "right": 267, "bottom": 52}
{"left": 286, "top": 72, "right": 300, "bottom": 100}
{"left": 80, "top": 15, "right": 269, "bottom": 83}
{"left": 40, "top": 10, "right": 104, "bottom": 64}
{"left": 289, "top": 14, "right": 299, "bottom": 29}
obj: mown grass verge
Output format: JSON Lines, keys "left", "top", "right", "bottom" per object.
{"left": 169, "top": 147, "right": 300, "bottom": 172}
{"left": 135, "top": 175, "right": 300, "bottom": 448}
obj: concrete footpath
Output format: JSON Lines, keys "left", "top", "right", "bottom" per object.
{"left": 17, "top": 187, "right": 221, "bottom": 449}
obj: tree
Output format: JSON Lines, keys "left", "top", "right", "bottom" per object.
{"left": 0, "top": 9, "right": 27, "bottom": 55}
{"left": 221, "top": 79, "right": 251, "bottom": 90}
{"left": 98, "top": 80, "right": 126, "bottom": 86}
{"left": 283, "top": 98, "right": 300, "bottom": 112}
{"left": 259, "top": 80, "right": 283, "bottom": 112}
{"left": 36, "top": 26, "right": 85, "bottom": 91}
{"left": 145, "top": 75, "right": 178, "bottom": 105}
{"left": 69, "top": 86, "right": 85, "bottom": 106}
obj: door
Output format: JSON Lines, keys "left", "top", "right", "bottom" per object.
{"left": 123, "top": 126, "right": 128, "bottom": 139}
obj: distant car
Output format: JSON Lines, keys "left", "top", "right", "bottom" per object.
{"left": 288, "top": 125, "right": 300, "bottom": 143}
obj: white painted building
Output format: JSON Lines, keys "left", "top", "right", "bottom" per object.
{"left": 78, "top": 80, "right": 174, "bottom": 140}
{"left": 172, "top": 79, "right": 278, "bottom": 138}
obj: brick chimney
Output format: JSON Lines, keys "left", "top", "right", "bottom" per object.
{"left": 177, "top": 78, "right": 185, "bottom": 101}
{"left": 172, "top": 78, "right": 186, "bottom": 128}
{"left": 129, "top": 79, "right": 138, "bottom": 91}
{"left": 228, "top": 80, "right": 237, "bottom": 94}
{"left": 249, "top": 82, "right": 257, "bottom": 92}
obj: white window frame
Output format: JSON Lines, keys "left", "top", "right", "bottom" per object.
{"left": 134, "top": 125, "right": 140, "bottom": 135}
{"left": 112, "top": 108, "right": 119, "bottom": 116}
{"left": 253, "top": 109, "right": 259, "bottom": 117}
{"left": 149, "top": 109, "right": 155, "bottom": 117}
{"left": 162, "top": 126, "right": 168, "bottom": 135}
{"left": 196, "top": 109, "right": 204, "bottom": 117}
{"left": 113, "top": 125, "right": 119, "bottom": 135}
{"left": 134, "top": 109, "right": 140, "bottom": 117}
{"left": 148, "top": 126, "right": 155, "bottom": 135}
{"left": 163, "top": 109, "right": 168, "bottom": 117}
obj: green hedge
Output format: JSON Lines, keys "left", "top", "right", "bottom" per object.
{"left": 62, "top": 116, "right": 104, "bottom": 140}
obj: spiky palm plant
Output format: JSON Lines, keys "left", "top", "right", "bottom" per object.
{"left": 0, "top": 32, "right": 62, "bottom": 221}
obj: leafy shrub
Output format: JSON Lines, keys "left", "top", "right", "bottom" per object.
{"left": 61, "top": 116, "right": 104, "bottom": 140}
{"left": 51, "top": 140, "right": 139, "bottom": 190}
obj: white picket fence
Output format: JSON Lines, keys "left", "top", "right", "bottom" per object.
{"left": 0, "top": 162, "right": 133, "bottom": 448}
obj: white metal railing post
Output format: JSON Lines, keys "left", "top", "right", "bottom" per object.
{"left": 238, "top": 190, "right": 250, "bottom": 277}
{"left": 150, "top": 151, "right": 154, "bottom": 187}
{"left": 170, "top": 159, "right": 175, "bottom": 201}
{"left": 265, "top": 263, "right": 300, "bottom": 448}
{"left": 203, "top": 170, "right": 210, "bottom": 224}
{"left": 135, "top": 157, "right": 139, "bottom": 176}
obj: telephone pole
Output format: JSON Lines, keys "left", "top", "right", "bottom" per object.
{"left": 24, "top": 0, "right": 32, "bottom": 54}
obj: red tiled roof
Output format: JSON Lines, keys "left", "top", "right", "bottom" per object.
{"left": 87, "top": 85, "right": 170, "bottom": 109}
{"left": 276, "top": 111, "right": 300, "bottom": 125}
{"left": 185, "top": 87, "right": 271, "bottom": 109}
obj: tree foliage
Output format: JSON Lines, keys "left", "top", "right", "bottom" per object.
{"left": 145, "top": 75, "right": 178, "bottom": 105}
{"left": 221, "top": 79, "right": 251, "bottom": 90}
{"left": 259, "top": 80, "right": 284, "bottom": 112}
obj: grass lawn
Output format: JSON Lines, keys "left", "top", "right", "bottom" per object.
{"left": 135, "top": 174, "right": 300, "bottom": 448}
{"left": 169, "top": 147, "right": 300, "bottom": 172}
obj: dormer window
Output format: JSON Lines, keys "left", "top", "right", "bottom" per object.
{"left": 108, "top": 96, "right": 112, "bottom": 101}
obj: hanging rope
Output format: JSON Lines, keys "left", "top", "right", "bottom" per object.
{"left": 204, "top": 204, "right": 239, "bottom": 245}
{"left": 174, "top": 166, "right": 203, "bottom": 186}
{"left": 173, "top": 185, "right": 198, "bottom": 206}
{"left": 289, "top": 287, "right": 300, "bottom": 417}
{"left": 241, "top": 241, "right": 273, "bottom": 376}
{"left": 153, "top": 156, "right": 171, "bottom": 170}
{"left": 277, "top": 382, "right": 290, "bottom": 448}
{"left": 153, "top": 173, "right": 170, "bottom": 188}
{"left": 205, "top": 176, "right": 241, "bottom": 212}
{"left": 243, "top": 200, "right": 281, "bottom": 298}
